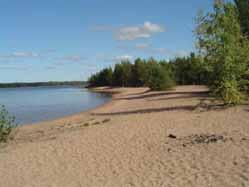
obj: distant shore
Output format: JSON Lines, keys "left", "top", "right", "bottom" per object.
{"left": 0, "top": 81, "right": 86, "bottom": 88}
{"left": 0, "top": 86, "right": 249, "bottom": 187}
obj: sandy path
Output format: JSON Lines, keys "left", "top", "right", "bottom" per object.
{"left": 0, "top": 86, "right": 249, "bottom": 187}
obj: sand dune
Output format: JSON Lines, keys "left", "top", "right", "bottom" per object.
{"left": 0, "top": 86, "right": 249, "bottom": 187}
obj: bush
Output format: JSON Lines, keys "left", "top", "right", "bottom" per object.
{"left": 239, "top": 79, "right": 249, "bottom": 95}
{"left": 0, "top": 105, "right": 16, "bottom": 142}
{"left": 147, "top": 64, "right": 175, "bottom": 91}
{"left": 212, "top": 79, "right": 245, "bottom": 105}
{"left": 240, "top": 70, "right": 249, "bottom": 95}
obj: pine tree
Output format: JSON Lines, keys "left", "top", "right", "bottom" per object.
{"left": 235, "top": 0, "right": 249, "bottom": 37}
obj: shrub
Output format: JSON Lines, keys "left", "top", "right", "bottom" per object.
{"left": 239, "top": 79, "right": 249, "bottom": 95}
{"left": 240, "top": 69, "right": 249, "bottom": 96}
{"left": 0, "top": 105, "right": 16, "bottom": 142}
{"left": 212, "top": 79, "right": 245, "bottom": 105}
{"left": 147, "top": 64, "right": 175, "bottom": 91}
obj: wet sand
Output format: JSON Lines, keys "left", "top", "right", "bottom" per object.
{"left": 0, "top": 86, "right": 249, "bottom": 187}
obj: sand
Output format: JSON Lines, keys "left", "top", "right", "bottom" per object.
{"left": 0, "top": 86, "right": 249, "bottom": 187}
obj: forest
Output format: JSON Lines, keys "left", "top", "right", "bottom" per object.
{"left": 88, "top": 0, "right": 249, "bottom": 105}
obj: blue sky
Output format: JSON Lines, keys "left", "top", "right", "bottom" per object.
{"left": 0, "top": 0, "right": 214, "bottom": 83}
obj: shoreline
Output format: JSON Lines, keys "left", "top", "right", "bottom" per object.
{"left": 1, "top": 85, "right": 249, "bottom": 187}
{"left": 21, "top": 87, "right": 124, "bottom": 127}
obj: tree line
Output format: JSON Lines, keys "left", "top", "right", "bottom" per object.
{"left": 0, "top": 81, "right": 86, "bottom": 88}
{"left": 88, "top": 0, "right": 249, "bottom": 105}
{"left": 88, "top": 53, "right": 209, "bottom": 90}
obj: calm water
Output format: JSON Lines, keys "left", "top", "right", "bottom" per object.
{"left": 0, "top": 86, "right": 111, "bottom": 125}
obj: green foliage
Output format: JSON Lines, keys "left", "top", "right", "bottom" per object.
{"left": 113, "top": 61, "right": 133, "bottom": 87}
{"left": 130, "top": 58, "right": 148, "bottom": 87}
{"left": 169, "top": 53, "right": 210, "bottom": 85}
{"left": 147, "top": 64, "right": 175, "bottom": 91}
{"left": 87, "top": 53, "right": 210, "bottom": 91}
{"left": 196, "top": 0, "right": 249, "bottom": 104}
{"left": 235, "top": 0, "right": 249, "bottom": 37}
{"left": 88, "top": 67, "right": 113, "bottom": 87}
{"left": 240, "top": 70, "right": 249, "bottom": 94}
{"left": 0, "top": 105, "right": 16, "bottom": 142}
{"left": 212, "top": 79, "right": 245, "bottom": 105}
{"left": 99, "top": 68, "right": 113, "bottom": 86}
{"left": 88, "top": 58, "right": 177, "bottom": 90}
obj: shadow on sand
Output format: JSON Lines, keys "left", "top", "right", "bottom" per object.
{"left": 92, "top": 89, "right": 232, "bottom": 116}
{"left": 116, "top": 91, "right": 210, "bottom": 101}
{"left": 92, "top": 105, "right": 195, "bottom": 116}
{"left": 91, "top": 104, "right": 230, "bottom": 116}
{"left": 126, "top": 89, "right": 151, "bottom": 96}
{"left": 148, "top": 94, "right": 208, "bottom": 101}
{"left": 92, "top": 100, "right": 228, "bottom": 116}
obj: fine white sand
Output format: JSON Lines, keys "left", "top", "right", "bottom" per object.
{"left": 0, "top": 86, "right": 248, "bottom": 187}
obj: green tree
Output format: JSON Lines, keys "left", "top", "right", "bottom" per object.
{"left": 113, "top": 61, "right": 133, "bottom": 87}
{"left": 88, "top": 67, "right": 113, "bottom": 87}
{"left": 0, "top": 105, "right": 16, "bottom": 142}
{"left": 235, "top": 0, "right": 249, "bottom": 37}
{"left": 99, "top": 67, "right": 113, "bottom": 86}
{"left": 88, "top": 73, "right": 99, "bottom": 87}
{"left": 169, "top": 53, "right": 209, "bottom": 85}
{"left": 196, "top": 0, "right": 249, "bottom": 104}
{"left": 147, "top": 64, "right": 175, "bottom": 91}
{"left": 130, "top": 58, "right": 147, "bottom": 87}
{"left": 145, "top": 58, "right": 158, "bottom": 85}
{"left": 235, "top": 0, "right": 249, "bottom": 94}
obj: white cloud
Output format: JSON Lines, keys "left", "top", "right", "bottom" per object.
{"left": 0, "top": 52, "right": 40, "bottom": 59}
{"left": 13, "top": 52, "right": 39, "bottom": 58}
{"left": 62, "top": 55, "right": 86, "bottom": 62}
{"left": 92, "top": 22, "right": 165, "bottom": 41}
{"left": 113, "top": 55, "right": 133, "bottom": 62}
{"left": 57, "top": 55, "right": 86, "bottom": 62}
{"left": 96, "top": 54, "right": 133, "bottom": 63}
{"left": 115, "top": 22, "right": 165, "bottom": 41}
{"left": 0, "top": 50, "right": 57, "bottom": 61}
{"left": 0, "top": 65, "right": 30, "bottom": 70}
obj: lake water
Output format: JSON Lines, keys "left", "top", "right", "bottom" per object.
{"left": 0, "top": 86, "right": 111, "bottom": 125}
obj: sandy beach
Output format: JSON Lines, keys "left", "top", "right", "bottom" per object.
{"left": 0, "top": 85, "right": 249, "bottom": 187}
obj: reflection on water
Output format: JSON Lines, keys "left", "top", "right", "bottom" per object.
{"left": 0, "top": 86, "right": 110, "bottom": 125}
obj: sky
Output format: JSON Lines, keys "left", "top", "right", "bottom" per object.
{"left": 0, "top": 0, "right": 214, "bottom": 83}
